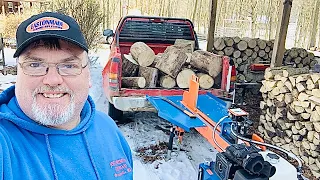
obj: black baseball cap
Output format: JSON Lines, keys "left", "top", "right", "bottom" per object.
{"left": 14, "top": 12, "right": 88, "bottom": 57}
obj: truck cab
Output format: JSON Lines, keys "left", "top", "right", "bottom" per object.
{"left": 102, "top": 16, "right": 235, "bottom": 121}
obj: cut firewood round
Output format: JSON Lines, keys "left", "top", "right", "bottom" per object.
{"left": 237, "top": 40, "right": 248, "bottom": 51}
{"left": 233, "top": 50, "right": 241, "bottom": 58}
{"left": 121, "top": 77, "right": 146, "bottom": 88}
{"left": 213, "top": 37, "right": 226, "bottom": 51}
{"left": 159, "top": 75, "right": 176, "bottom": 88}
{"left": 130, "top": 42, "right": 155, "bottom": 67}
{"left": 176, "top": 68, "right": 195, "bottom": 88}
{"left": 197, "top": 73, "right": 214, "bottom": 89}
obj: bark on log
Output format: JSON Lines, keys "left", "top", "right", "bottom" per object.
{"left": 159, "top": 75, "right": 176, "bottom": 88}
{"left": 138, "top": 67, "right": 158, "bottom": 88}
{"left": 190, "top": 50, "right": 222, "bottom": 78}
{"left": 155, "top": 46, "right": 187, "bottom": 78}
{"left": 282, "top": 67, "right": 309, "bottom": 77}
{"left": 122, "top": 77, "right": 146, "bottom": 88}
{"left": 174, "top": 39, "right": 195, "bottom": 52}
{"left": 130, "top": 42, "right": 155, "bottom": 67}
{"left": 176, "top": 68, "right": 196, "bottom": 88}
{"left": 122, "top": 54, "right": 139, "bottom": 77}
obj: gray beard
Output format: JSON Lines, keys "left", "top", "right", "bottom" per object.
{"left": 31, "top": 95, "right": 75, "bottom": 126}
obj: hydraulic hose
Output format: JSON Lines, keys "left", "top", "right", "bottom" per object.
{"left": 230, "top": 123, "right": 303, "bottom": 179}
{"left": 212, "top": 115, "right": 229, "bottom": 152}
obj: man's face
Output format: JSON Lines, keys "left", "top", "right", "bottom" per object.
{"left": 15, "top": 40, "right": 91, "bottom": 128}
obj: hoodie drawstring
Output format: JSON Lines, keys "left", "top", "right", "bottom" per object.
{"left": 45, "top": 134, "right": 59, "bottom": 180}
{"left": 82, "top": 132, "right": 101, "bottom": 180}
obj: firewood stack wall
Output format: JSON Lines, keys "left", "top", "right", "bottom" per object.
{"left": 212, "top": 37, "right": 274, "bottom": 83}
{"left": 259, "top": 66, "right": 320, "bottom": 178}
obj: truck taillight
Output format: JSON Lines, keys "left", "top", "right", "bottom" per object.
{"left": 109, "top": 58, "right": 120, "bottom": 90}
{"left": 231, "top": 65, "right": 237, "bottom": 82}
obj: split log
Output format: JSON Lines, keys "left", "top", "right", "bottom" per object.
{"left": 311, "top": 73, "right": 320, "bottom": 83}
{"left": 138, "top": 67, "right": 158, "bottom": 88}
{"left": 122, "top": 54, "right": 139, "bottom": 77}
{"left": 130, "top": 42, "right": 155, "bottom": 67}
{"left": 155, "top": 46, "right": 187, "bottom": 78}
{"left": 285, "top": 93, "right": 293, "bottom": 104}
{"left": 190, "top": 50, "right": 222, "bottom": 78}
{"left": 176, "top": 68, "right": 195, "bottom": 88}
{"left": 309, "top": 96, "right": 320, "bottom": 106}
{"left": 298, "top": 92, "right": 310, "bottom": 102}
{"left": 312, "top": 89, "right": 320, "bottom": 98}
{"left": 121, "top": 77, "right": 146, "bottom": 88}
{"left": 159, "top": 75, "right": 176, "bottom": 88}
{"left": 244, "top": 49, "right": 253, "bottom": 56}
{"left": 197, "top": 73, "right": 214, "bottom": 89}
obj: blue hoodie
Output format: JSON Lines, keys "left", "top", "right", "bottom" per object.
{"left": 0, "top": 86, "right": 133, "bottom": 180}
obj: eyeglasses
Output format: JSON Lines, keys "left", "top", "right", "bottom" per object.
{"left": 18, "top": 61, "right": 88, "bottom": 76}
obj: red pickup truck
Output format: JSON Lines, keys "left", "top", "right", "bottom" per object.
{"left": 102, "top": 16, "right": 235, "bottom": 122}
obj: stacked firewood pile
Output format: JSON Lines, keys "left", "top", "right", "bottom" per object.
{"left": 258, "top": 66, "right": 320, "bottom": 178}
{"left": 0, "top": 66, "right": 17, "bottom": 75}
{"left": 212, "top": 37, "right": 274, "bottom": 83}
{"left": 121, "top": 40, "right": 223, "bottom": 89}
{"left": 283, "top": 48, "right": 318, "bottom": 69}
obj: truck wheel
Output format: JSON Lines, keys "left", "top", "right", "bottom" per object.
{"left": 108, "top": 102, "right": 124, "bottom": 122}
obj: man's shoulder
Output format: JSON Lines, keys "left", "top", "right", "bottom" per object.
{"left": 93, "top": 111, "right": 118, "bottom": 127}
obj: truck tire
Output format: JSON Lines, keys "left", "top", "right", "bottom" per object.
{"left": 108, "top": 102, "right": 123, "bottom": 122}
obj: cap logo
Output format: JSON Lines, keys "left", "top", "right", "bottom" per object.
{"left": 26, "top": 17, "right": 69, "bottom": 33}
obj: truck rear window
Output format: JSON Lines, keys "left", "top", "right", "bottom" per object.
{"left": 119, "top": 18, "right": 195, "bottom": 44}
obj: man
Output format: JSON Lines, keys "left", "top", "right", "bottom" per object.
{"left": 0, "top": 12, "right": 133, "bottom": 179}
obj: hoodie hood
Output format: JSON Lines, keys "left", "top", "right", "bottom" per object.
{"left": 0, "top": 85, "right": 95, "bottom": 135}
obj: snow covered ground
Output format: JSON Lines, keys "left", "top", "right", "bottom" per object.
{"left": 88, "top": 46, "right": 218, "bottom": 180}
{"left": 1, "top": 46, "right": 217, "bottom": 180}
